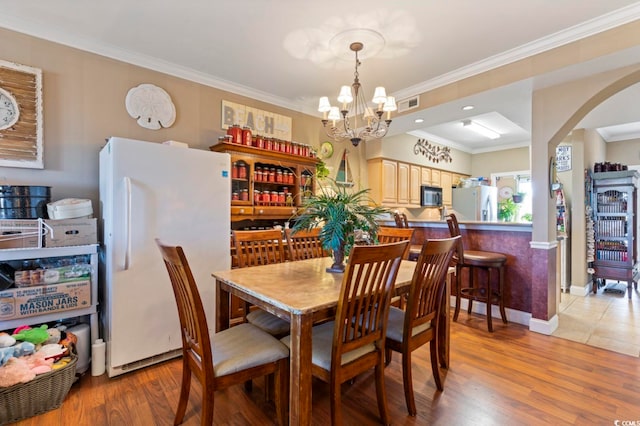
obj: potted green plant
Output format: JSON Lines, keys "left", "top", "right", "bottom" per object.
{"left": 290, "top": 179, "right": 389, "bottom": 272}
{"left": 498, "top": 198, "right": 518, "bottom": 222}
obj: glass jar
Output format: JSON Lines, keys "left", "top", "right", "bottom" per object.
{"left": 232, "top": 162, "right": 238, "bottom": 179}
{"left": 276, "top": 169, "right": 283, "bottom": 183}
{"left": 292, "top": 142, "right": 299, "bottom": 156}
{"left": 270, "top": 191, "right": 279, "bottom": 204}
{"left": 240, "top": 189, "right": 249, "bottom": 201}
{"left": 272, "top": 139, "right": 280, "bottom": 152}
{"left": 278, "top": 192, "right": 285, "bottom": 205}
{"left": 268, "top": 168, "right": 276, "bottom": 183}
{"left": 226, "top": 124, "right": 242, "bottom": 144}
{"left": 238, "top": 163, "right": 247, "bottom": 179}
{"left": 254, "top": 190, "right": 260, "bottom": 203}
{"left": 253, "top": 134, "right": 264, "bottom": 149}
{"left": 254, "top": 166, "right": 262, "bottom": 182}
{"left": 242, "top": 127, "right": 253, "bottom": 146}
{"left": 265, "top": 137, "right": 273, "bottom": 151}
{"left": 232, "top": 192, "right": 239, "bottom": 201}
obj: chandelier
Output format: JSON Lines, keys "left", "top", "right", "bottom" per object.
{"left": 318, "top": 42, "right": 397, "bottom": 147}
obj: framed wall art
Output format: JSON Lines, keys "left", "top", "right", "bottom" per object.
{"left": 0, "top": 60, "right": 43, "bottom": 169}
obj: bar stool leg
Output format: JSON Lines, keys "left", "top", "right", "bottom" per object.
{"left": 453, "top": 265, "right": 463, "bottom": 321}
{"left": 498, "top": 265, "right": 508, "bottom": 324}
{"left": 467, "top": 266, "right": 474, "bottom": 314}
{"left": 486, "top": 267, "right": 493, "bottom": 332}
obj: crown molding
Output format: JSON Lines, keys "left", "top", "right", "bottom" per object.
{"left": 392, "top": 3, "right": 640, "bottom": 102}
{"left": 2, "top": 3, "right": 639, "bottom": 117}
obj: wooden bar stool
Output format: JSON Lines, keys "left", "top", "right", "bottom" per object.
{"left": 446, "top": 213, "right": 508, "bottom": 332}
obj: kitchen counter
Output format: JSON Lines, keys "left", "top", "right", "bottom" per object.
{"left": 380, "top": 219, "right": 534, "bottom": 320}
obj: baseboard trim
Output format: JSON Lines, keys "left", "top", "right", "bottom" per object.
{"left": 529, "top": 315, "right": 559, "bottom": 335}
{"left": 448, "top": 296, "right": 531, "bottom": 327}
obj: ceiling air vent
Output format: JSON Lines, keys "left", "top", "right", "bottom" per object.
{"left": 397, "top": 96, "right": 420, "bottom": 113}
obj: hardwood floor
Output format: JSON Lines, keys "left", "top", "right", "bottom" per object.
{"left": 10, "top": 316, "right": 640, "bottom": 426}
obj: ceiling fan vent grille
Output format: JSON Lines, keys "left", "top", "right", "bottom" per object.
{"left": 397, "top": 96, "right": 420, "bottom": 113}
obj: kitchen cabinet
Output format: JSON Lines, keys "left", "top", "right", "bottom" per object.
{"left": 410, "top": 165, "right": 421, "bottom": 205}
{"left": 397, "top": 162, "right": 410, "bottom": 205}
{"left": 440, "top": 171, "right": 453, "bottom": 207}
{"left": 210, "top": 142, "right": 319, "bottom": 222}
{"left": 369, "top": 159, "right": 422, "bottom": 207}
{"left": 421, "top": 167, "right": 432, "bottom": 186}
{"left": 591, "top": 170, "right": 639, "bottom": 298}
{"left": 431, "top": 169, "right": 441, "bottom": 187}
{"left": 0, "top": 244, "right": 99, "bottom": 343}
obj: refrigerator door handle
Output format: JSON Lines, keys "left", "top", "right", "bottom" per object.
{"left": 123, "top": 176, "right": 132, "bottom": 270}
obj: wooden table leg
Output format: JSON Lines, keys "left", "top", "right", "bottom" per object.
{"left": 288, "top": 313, "right": 313, "bottom": 426}
{"left": 216, "top": 280, "right": 230, "bottom": 332}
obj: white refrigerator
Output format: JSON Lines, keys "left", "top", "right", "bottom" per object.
{"left": 452, "top": 186, "right": 498, "bottom": 222}
{"left": 99, "top": 137, "right": 230, "bottom": 377}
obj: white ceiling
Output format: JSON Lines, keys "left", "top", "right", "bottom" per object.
{"left": 2, "top": 1, "right": 640, "bottom": 153}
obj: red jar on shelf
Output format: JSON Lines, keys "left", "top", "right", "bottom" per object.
{"left": 265, "top": 137, "right": 273, "bottom": 151}
{"left": 253, "top": 134, "right": 264, "bottom": 149}
{"left": 276, "top": 169, "right": 283, "bottom": 183}
{"left": 268, "top": 168, "right": 276, "bottom": 183}
{"left": 226, "top": 124, "right": 242, "bottom": 144}
{"left": 238, "top": 163, "right": 247, "bottom": 179}
{"left": 232, "top": 162, "right": 238, "bottom": 179}
{"left": 242, "top": 127, "right": 253, "bottom": 146}
{"left": 272, "top": 139, "right": 280, "bottom": 152}
{"left": 270, "top": 191, "right": 279, "bottom": 204}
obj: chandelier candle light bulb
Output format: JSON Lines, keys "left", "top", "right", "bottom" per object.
{"left": 318, "top": 41, "right": 397, "bottom": 147}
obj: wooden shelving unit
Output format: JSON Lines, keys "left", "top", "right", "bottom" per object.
{"left": 591, "top": 170, "right": 639, "bottom": 298}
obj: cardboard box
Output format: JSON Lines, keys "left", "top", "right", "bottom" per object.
{"left": 0, "top": 219, "right": 42, "bottom": 250}
{"left": 44, "top": 218, "right": 97, "bottom": 247}
{"left": 14, "top": 263, "right": 92, "bottom": 287}
{"left": 0, "top": 279, "right": 91, "bottom": 320}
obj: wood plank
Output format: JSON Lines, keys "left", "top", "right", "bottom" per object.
{"left": 8, "top": 318, "right": 640, "bottom": 425}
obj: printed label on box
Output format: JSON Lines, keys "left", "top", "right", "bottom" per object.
{"left": 0, "top": 280, "right": 91, "bottom": 320}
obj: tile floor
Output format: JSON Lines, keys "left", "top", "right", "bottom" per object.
{"left": 553, "top": 282, "right": 640, "bottom": 357}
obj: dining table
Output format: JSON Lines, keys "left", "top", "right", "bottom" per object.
{"left": 213, "top": 257, "right": 453, "bottom": 426}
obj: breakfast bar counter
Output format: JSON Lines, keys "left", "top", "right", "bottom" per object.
{"left": 383, "top": 219, "right": 535, "bottom": 317}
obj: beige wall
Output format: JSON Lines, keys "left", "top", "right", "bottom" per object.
{"left": 0, "top": 28, "right": 321, "bottom": 209}
{"left": 471, "top": 146, "right": 530, "bottom": 179}
{"left": 606, "top": 138, "right": 640, "bottom": 165}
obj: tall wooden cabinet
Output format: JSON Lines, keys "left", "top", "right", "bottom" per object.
{"left": 591, "top": 170, "right": 639, "bottom": 298}
{"left": 210, "top": 142, "right": 319, "bottom": 222}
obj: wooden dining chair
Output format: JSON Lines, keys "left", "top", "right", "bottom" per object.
{"left": 377, "top": 226, "right": 415, "bottom": 260}
{"left": 394, "top": 211, "right": 409, "bottom": 228}
{"left": 155, "top": 239, "right": 289, "bottom": 426}
{"left": 232, "top": 229, "right": 291, "bottom": 338}
{"left": 282, "top": 240, "right": 409, "bottom": 425}
{"left": 284, "top": 227, "right": 329, "bottom": 261}
{"left": 384, "top": 236, "right": 459, "bottom": 416}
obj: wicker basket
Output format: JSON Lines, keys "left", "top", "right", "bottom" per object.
{"left": 0, "top": 355, "right": 77, "bottom": 424}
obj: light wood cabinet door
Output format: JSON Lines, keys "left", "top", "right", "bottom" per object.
{"left": 381, "top": 160, "right": 398, "bottom": 204}
{"left": 441, "top": 171, "right": 452, "bottom": 206}
{"left": 410, "top": 164, "right": 421, "bottom": 206}
{"left": 421, "top": 167, "right": 432, "bottom": 186}
{"left": 431, "top": 169, "right": 441, "bottom": 187}
{"left": 397, "top": 162, "right": 410, "bottom": 205}
{"left": 367, "top": 159, "right": 398, "bottom": 205}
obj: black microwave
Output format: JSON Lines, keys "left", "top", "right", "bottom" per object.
{"left": 420, "top": 185, "right": 443, "bottom": 207}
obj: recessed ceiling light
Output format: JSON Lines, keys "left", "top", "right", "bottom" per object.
{"left": 414, "top": 118, "right": 424, "bottom": 123}
{"left": 462, "top": 105, "right": 474, "bottom": 111}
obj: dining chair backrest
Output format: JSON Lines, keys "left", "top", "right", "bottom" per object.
{"left": 445, "top": 213, "right": 465, "bottom": 263}
{"left": 233, "top": 229, "right": 285, "bottom": 268}
{"left": 333, "top": 241, "right": 408, "bottom": 369}
{"left": 406, "top": 236, "right": 460, "bottom": 336}
{"left": 377, "top": 226, "right": 415, "bottom": 260}
{"left": 284, "top": 227, "right": 328, "bottom": 261}
{"left": 394, "top": 211, "right": 409, "bottom": 228}
{"left": 156, "top": 239, "right": 213, "bottom": 385}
